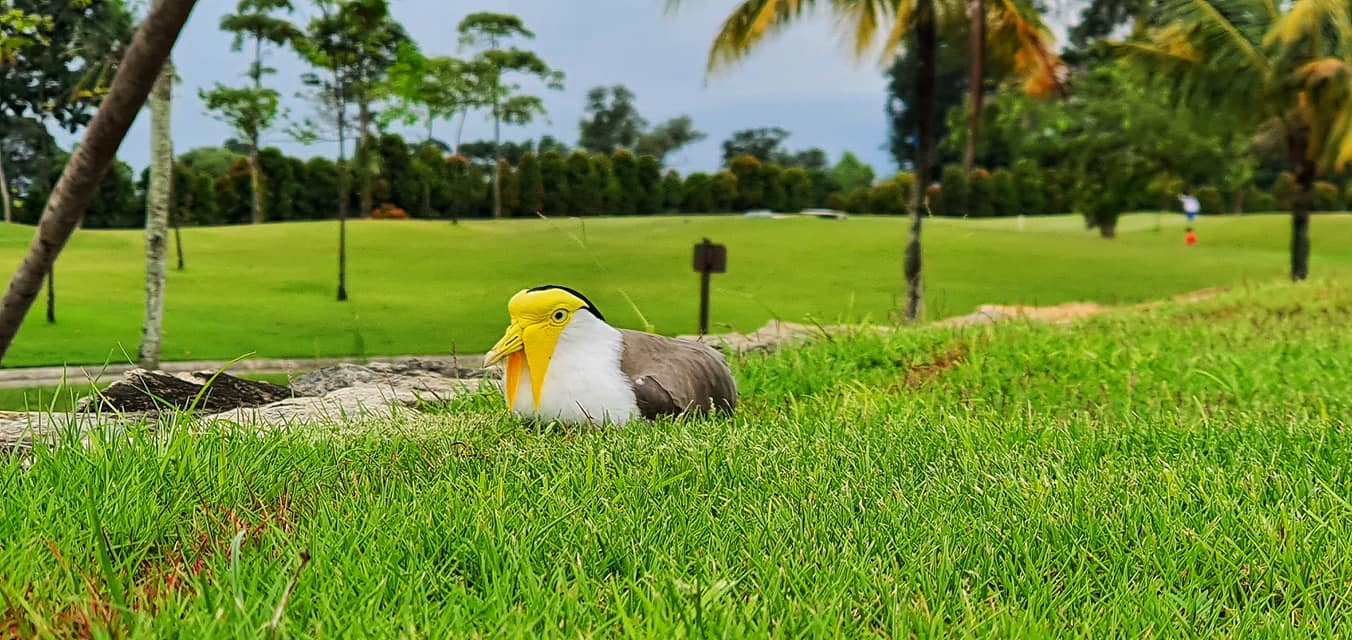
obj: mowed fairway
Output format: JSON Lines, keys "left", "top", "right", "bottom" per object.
{"left": 0, "top": 212, "right": 1348, "bottom": 367}
{"left": 0, "top": 282, "right": 1348, "bottom": 636}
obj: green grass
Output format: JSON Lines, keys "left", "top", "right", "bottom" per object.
{"left": 1, "top": 280, "right": 1348, "bottom": 636}
{"left": 2, "top": 212, "right": 1349, "bottom": 368}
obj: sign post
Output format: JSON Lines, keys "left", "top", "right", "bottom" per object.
{"left": 692, "top": 238, "right": 726, "bottom": 335}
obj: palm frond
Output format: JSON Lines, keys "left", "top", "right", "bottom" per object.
{"left": 988, "top": 0, "right": 1066, "bottom": 98}
{"left": 703, "top": 0, "right": 822, "bottom": 73}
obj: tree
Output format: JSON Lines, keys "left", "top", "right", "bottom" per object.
{"left": 539, "top": 149, "right": 566, "bottom": 214}
{"left": 295, "top": 0, "right": 403, "bottom": 299}
{"left": 635, "top": 116, "right": 706, "bottom": 164}
{"left": 831, "top": 152, "right": 876, "bottom": 194}
{"left": 202, "top": 0, "right": 299, "bottom": 225}
{"left": 721, "top": 127, "right": 789, "bottom": 164}
{"left": 610, "top": 149, "right": 640, "bottom": 213}
{"left": 636, "top": 154, "right": 663, "bottom": 214}
{"left": 1117, "top": 0, "right": 1352, "bottom": 280}
{"left": 458, "top": 12, "right": 563, "bottom": 218}
{"left": 139, "top": 58, "right": 174, "bottom": 369}
{"left": 1, "top": 1, "right": 133, "bottom": 224}
{"left": 579, "top": 85, "right": 646, "bottom": 153}
{"left": 517, "top": 151, "right": 544, "bottom": 215}
{"left": 0, "top": 0, "right": 195, "bottom": 363}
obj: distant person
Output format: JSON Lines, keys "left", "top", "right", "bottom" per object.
{"left": 1179, "top": 194, "right": 1200, "bottom": 224}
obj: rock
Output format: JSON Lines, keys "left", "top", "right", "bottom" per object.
{"left": 204, "top": 373, "right": 481, "bottom": 428}
{"left": 76, "top": 368, "right": 292, "bottom": 414}
{"left": 290, "top": 359, "right": 487, "bottom": 396}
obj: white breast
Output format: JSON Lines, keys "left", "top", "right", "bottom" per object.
{"left": 506, "top": 313, "right": 639, "bottom": 426}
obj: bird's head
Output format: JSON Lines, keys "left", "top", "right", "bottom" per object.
{"left": 483, "top": 285, "right": 606, "bottom": 409}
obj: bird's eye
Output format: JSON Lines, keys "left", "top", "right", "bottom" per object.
{"left": 552, "top": 309, "right": 568, "bottom": 323}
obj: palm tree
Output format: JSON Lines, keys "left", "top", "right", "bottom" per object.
{"left": 668, "top": 0, "right": 1062, "bottom": 320}
{"left": 138, "top": 57, "right": 173, "bottom": 369}
{"left": 1117, "top": 0, "right": 1352, "bottom": 281}
{"left": 0, "top": 0, "right": 197, "bottom": 363}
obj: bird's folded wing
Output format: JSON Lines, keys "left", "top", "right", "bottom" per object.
{"left": 619, "top": 330, "right": 737, "bottom": 418}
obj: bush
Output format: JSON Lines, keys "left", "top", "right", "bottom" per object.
{"left": 1313, "top": 181, "right": 1342, "bottom": 211}
{"left": 1194, "top": 186, "right": 1223, "bottom": 215}
{"left": 866, "top": 177, "right": 907, "bottom": 214}
{"left": 682, "top": 172, "right": 713, "bottom": 213}
{"left": 660, "top": 170, "right": 684, "bottom": 212}
{"left": 370, "top": 203, "right": 409, "bottom": 219}
{"left": 728, "top": 155, "right": 764, "bottom": 210}
{"left": 496, "top": 159, "right": 520, "bottom": 216}
{"left": 924, "top": 184, "right": 944, "bottom": 216}
{"left": 565, "top": 151, "right": 598, "bottom": 215}
{"left": 1011, "top": 159, "right": 1045, "bottom": 215}
{"left": 990, "top": 168, "right": 1016, "bottom": 217}
{"left": 516, "top": 152, "right": 543, "bottom": 216}
{"left": 1244, "top": 187, "right": 1277, "bottom": 213}
{"left": 1273, "top": 172, "right": 1296, "bottom": 210}
{"left": 710, "top": 171, "right": 739, "bottom": 211}
{"left": 939, "top": 165, "right": 968, "bottom": 216}
{"left": 966, "top": 168, "right": 995, "bottom": 217}
{"left": 778, "top": 167, "right": 813, "bottom": 212}
{"left": 538, "top": 150, "right": 567, "bottom": 215}
{"left": 610, "top": 149, "right": 639, "bottom": 214}
{"left": 636, "top": 155, "right": 663, "bottom": 214}
{"left": 843, "top": 187, "right": 871, "bottom": 214}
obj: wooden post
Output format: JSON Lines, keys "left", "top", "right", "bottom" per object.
{"left": 692, "top": 238, "right": 726, "bottom": 336}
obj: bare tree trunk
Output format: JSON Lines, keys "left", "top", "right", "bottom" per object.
{"left": 358, "top": 100, "right": 373, "bottom": 218}
{"left": 337, "top": 98, "right": 350, "bottom": 302}
{"left": 0, "top": 146, "right": 11, "bottom": 224}
{"left": 904, "top": 0, "right": 936, "bottom": 323}
{"left": 962, "top": 0, "right": 985, "bottom": 174}
{"left": 492, "top": 92, "right": 503, "bottom": 219}
{"left": 174, "top": 212, "right": 185, "bottom": 270}
{"left": 139, "top": 59, "right": 174, "bottom": 369}
{"left": 0, "top": 0, "right": 197, "bottom": 364}
{"left": 249, "top": 36, "right": 264, "bottom": 225}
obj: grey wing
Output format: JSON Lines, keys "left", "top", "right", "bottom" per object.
{"left": 619, "top": 330, "right": 738, "bottom": 419}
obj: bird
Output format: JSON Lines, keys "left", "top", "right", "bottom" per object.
{"left": 482, "top": 285, "right": 737, "bottom": 426}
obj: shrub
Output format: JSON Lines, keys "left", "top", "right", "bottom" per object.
{"left": 660, "top": 170, "right": 684, "bottom": 212}
{"left": 538, "top": 150, "right": 567, "bottom": 215}
{"left": 370, "top": 203, "right": 409, "bottom": 219}
{"left": 710, "top": 170, "right": 739, "bottom": 211}
{"left": 990, "top": 168, "right": 1016, "bottom": 217}
{"left": 866, "top": 177, "right": 907, "bottom": 214}
{"left": 843, "top": 186, "right": 870, "bottom": 214}
{"left": 636, "top": 155, "right": 663, "bottom": 214}
{"left": 1244, "top": 187, "right": 1277, "bottom": 213}
{"left": 924, "top": 184, "right": 944, "bottom": 216}
{"left": 1011, "top": 159, "right": 1045, "bottom": 215}
{"left": 728, "top": 155, "right": 765, "bottom": 210}
{"left": 966, "top": 168, "right": 995, "bottom": 217}
{"left": 1313, "top": 181, "right": 1342, "bottom": 211}
{"left": 682, "top": 172, "right": 713, "bottom": 213}
{"left": 1194, "top": 186, "right": 1224, "bottom": 215}
{"left": 778, "top": 167, "right": 813, "bottom": 212}
{"left": 610, "top": 149, "right": 640, "bottom": 214}
{"left": 1273, "top": 172, "right": 1296, "bottom": 210}
{"left": 939, "top": 165, "right": 968, "bottom": 216}
{"left": 516, "top": 152, "right": 543, "bottom": 216}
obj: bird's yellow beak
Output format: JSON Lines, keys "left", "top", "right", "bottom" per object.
{"left": 484, "top": 318, "right": 564, "bottom": 410}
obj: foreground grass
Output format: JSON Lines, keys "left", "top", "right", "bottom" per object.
{"left": 2, "top": 213, "right": 1350, "bottom": 367}
{"left": 0, "top": 281, "right": 1347, "bottom": 637}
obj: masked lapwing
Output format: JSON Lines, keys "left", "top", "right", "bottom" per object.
{"left": 482, "top": 285, "right": 737, "bottom": 425}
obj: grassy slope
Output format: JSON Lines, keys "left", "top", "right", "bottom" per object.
{"left": 1, "top": 213, "right": 1348, "bottom": 368}
{"left": 0, "top": 281, "right": 1348, "bottom": 636}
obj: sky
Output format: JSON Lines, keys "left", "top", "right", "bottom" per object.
{"left": 57, "top": 0, "right": 1082, "bottom": 176}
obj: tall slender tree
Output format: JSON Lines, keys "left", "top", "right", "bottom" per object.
{"left": 458, "top": 13, "right": 563, "bottom": 219}
{"left": 0, "top": 0, "right": 196, "bottom": 363}
{"left": 201, "top": 0, "right": 299, "bottom": 225}
{"left": 139, "top": 58, "right": 173, "bottom": 368}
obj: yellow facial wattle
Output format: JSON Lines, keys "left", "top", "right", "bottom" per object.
{"left": 483, "top": 287, "right": 590, "bottom": 410}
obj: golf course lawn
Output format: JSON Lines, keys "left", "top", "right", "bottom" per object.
{"left": 0, "top": 212, "right": 1347, "bottom": 368}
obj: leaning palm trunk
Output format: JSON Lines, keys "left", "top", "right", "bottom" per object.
{"left": 963, "top": 0, "right": 985, "bottom": 173}
{"left": 0, "top": 152, "right": 11, "bottom": 224}
{"left": 904, "top": 0, "right": 938, "bottom": 322}
{"left": 139, "top": 59, "right": 174, "bottom": 369}
{"left": 0, "top": 0, "right": 197, "bottom": 364}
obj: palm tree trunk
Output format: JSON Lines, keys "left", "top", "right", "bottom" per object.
{"left": 962, "top": 0, "right": 985, "bottom": 174}
{"left": 45, "top": 268, "right": 54, "bottom": 324}
{"left": 139, "top": 59, "right": 174, "bottom": 369}
{"left": 1291, "top": 168, "right": 1313, "bottom": 281}
{"left": 0, "top": 0, "right": 196, "bottom": 364}
{"left": 904, "top": 0, "right": 937, "bottom": 323}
